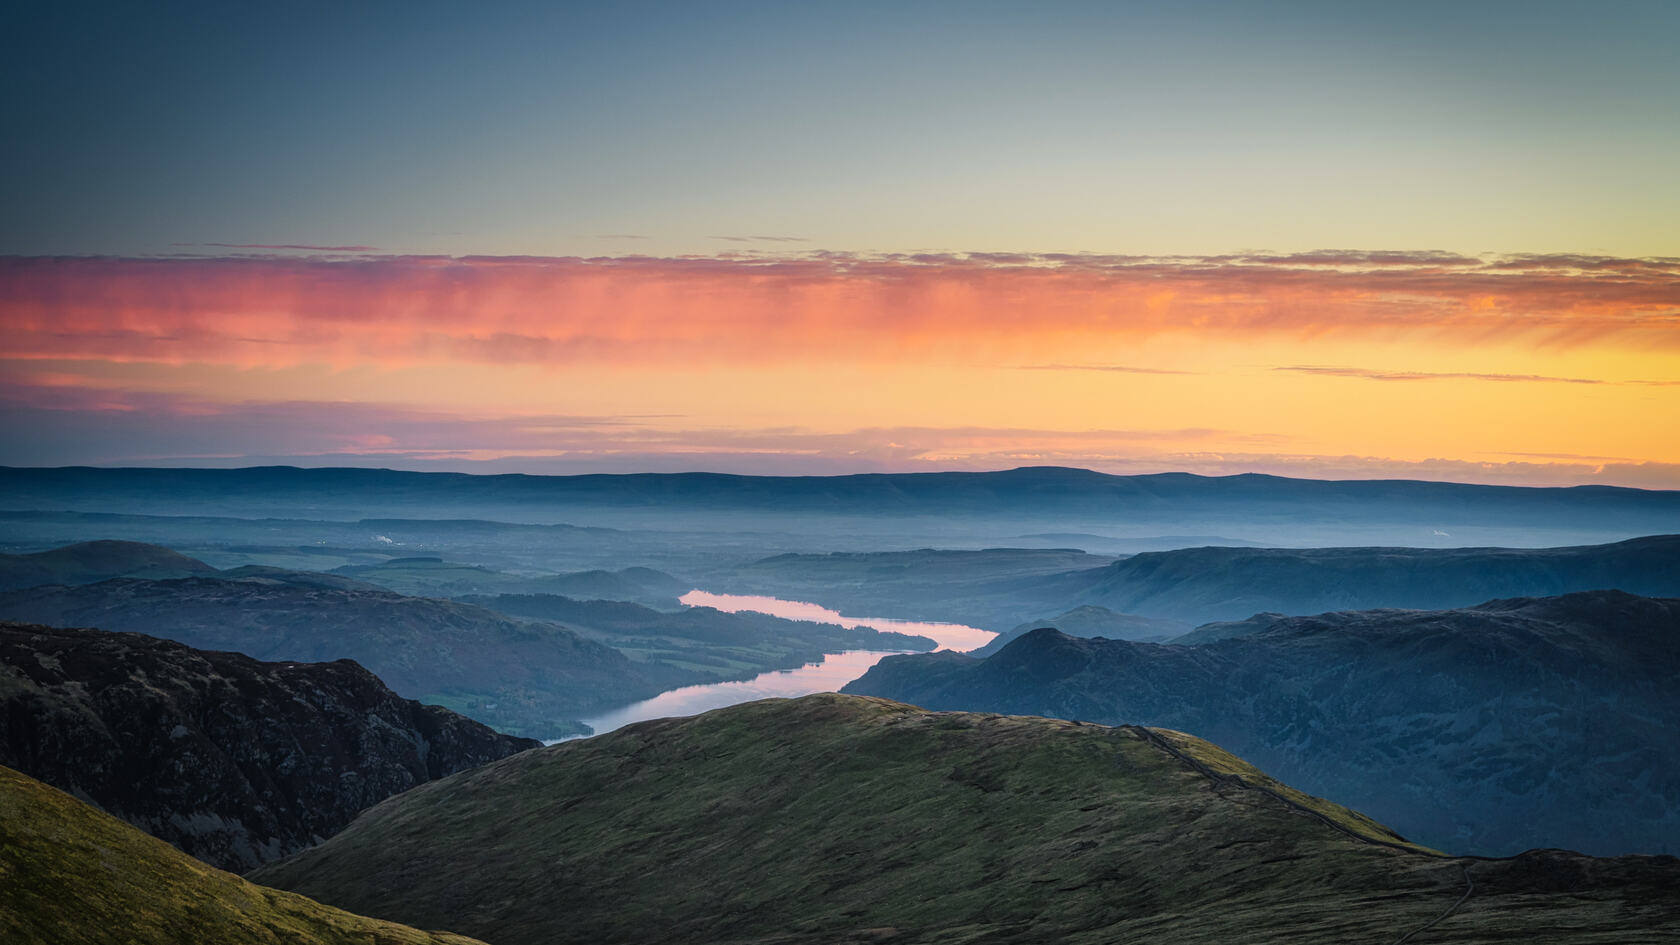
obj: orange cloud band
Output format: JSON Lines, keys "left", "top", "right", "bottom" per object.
{"left": 2, "top": 251, "right": 1677, "bottom": 368}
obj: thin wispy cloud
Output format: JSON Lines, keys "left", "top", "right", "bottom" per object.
{"left": 178, "top": 242, "right": 383, "bottom": 252}
{"left": 1206, "top": 250, "right": 1483, "bottom": 268}
{"left": 1277, "top": 365, "right": 1680, "bottom": 386}
{"left": 1276, "top": 366, "right": 1606, "bottom": 384}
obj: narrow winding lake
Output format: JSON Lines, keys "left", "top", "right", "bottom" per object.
{"left": 576, "top": 590, "right": 995, "bottom": 736}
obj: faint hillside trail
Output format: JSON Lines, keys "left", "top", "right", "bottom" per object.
{"left": 1116, "top": 724, "right": 1476, "bottom": 943}
{"left": 1393, "top": 866, "right": 1474, "bottom": 944}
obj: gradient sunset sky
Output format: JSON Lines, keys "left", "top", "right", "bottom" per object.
{"left": 3, "top": 1, "right": 1677, "bottom": 485}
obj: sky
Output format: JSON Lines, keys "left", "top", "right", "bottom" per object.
{"left": 2, "top": 1, "right": 1677, "bottom": 486}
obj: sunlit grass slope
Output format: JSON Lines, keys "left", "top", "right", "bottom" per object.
{"left": 0, "top": 765, "right": 486, "bottom": 945}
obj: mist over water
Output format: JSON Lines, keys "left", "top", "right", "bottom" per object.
{"left": 569, "top": 591, "right": 997, "bottom": 738}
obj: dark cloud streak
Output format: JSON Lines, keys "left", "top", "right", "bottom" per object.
{"left": 1276, "top": 365, "right": 1607, "bottom": 384}
{"left": 182, "top": 242, "right": 383, "bottom": 252}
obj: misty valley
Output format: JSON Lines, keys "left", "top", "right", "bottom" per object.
{"left": 10, "top": 2, "right": 1680, "bottom": 940}
{"left": 4, "top": 466, "right": 1680, "bottom": 943}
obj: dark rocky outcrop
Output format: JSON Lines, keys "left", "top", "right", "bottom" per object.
{"left": 0, "top": 622, "right": 538, "bottom": 871}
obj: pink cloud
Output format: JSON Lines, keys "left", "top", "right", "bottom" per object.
{"left": 0, "top": 251, "right": 1676, "bottom": 369}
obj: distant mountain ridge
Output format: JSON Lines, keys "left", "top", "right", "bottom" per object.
{"left": 0, "top": 623, "right": 536, "bottom": 871}
{"left": 705, "top": 534, "right": 1680, "bottom": 632}
{"left": 845, "top": 590, "right": 1680, "bottom": 856}
{"left": 5, "top": 464, "right": 1679, "bottom": 527}
{"left": 1009, "top": 534, "right": 1680, "bottom": 625}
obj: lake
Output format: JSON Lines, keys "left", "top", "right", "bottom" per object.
{"left": 573, "top": 590, "right": 995, "bottom": 737}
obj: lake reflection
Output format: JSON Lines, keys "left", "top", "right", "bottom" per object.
{"left": 569, "top": 590, "right": 996, "bottom": 738}
{"left": 579, "top": 649, "right": 901, "bottom": 736}
{"left": 680, "top": 589, "right": 995, "bottom": 651}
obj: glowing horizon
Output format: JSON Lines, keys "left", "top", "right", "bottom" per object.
{"left": 1, "top": 248, "right": 1675, "bottom": 488}
{"left": 3, "top": 3, "right": 1676, "bottom": 486}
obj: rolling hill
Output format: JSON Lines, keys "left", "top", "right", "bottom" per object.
{"left": 971, "top": 604, "right": 1191, "bottom": 655}
{"left": 1005, "top": 534, "right": 1680, "bottom": 625}
{"left": 253, "top": 694, "right": 1680, "bottom": 944}
{"left": 0, "top": 539, "right": 215, "bottom": 591}
{"left": 333, "top": 558, "right": 688, "bottom": 605}
{"left": 846, "top": 590, "right": 1680, "bottom": 856}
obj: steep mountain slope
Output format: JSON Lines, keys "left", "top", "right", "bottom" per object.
{"left": 1014, "top": 534, "right": 1680, "bottom": 624}
{"left": 0, "top": 539, "right": 215, "bottom": 591}
{"left": 971, "top": 604, "right": 1190, "bottom": 655}
{"left": 0, "top": 622, "right": 537, "bottom": 870}
{"left": 0, "top": 577, "right": 671, "bottom": 737}
{"left": 0, "top": 765, "right": 486, "bottom": 945}
{"left": 846, "top": 591, "right": 1680, "bottom": 856}
{"left": 460, "top": 593, "right": 934, "bottom": 680}
{"left": 251, "top": 694, "right": 1680, "bottom": 945}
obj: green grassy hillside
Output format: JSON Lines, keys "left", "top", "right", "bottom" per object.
{"left": 253, "top": 694, "right": 1680, "bottom": 944}
{"left": 0, "top": 765, "right": 485, "bottom": 945}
